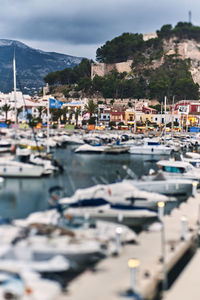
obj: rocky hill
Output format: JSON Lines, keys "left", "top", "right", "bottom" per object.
{"left": 45, "top": 22, "right": 200, "bottom": 102}
{"left": 0, "top": 39, "right": 82, "bottom": 94}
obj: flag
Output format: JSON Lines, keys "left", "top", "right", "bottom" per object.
{"left": 49, "top": 98, "right": 63, "bottom": 109}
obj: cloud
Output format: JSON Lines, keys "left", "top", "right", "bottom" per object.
{"left": 0, "top": 0, "right": 200, "bottom": 58}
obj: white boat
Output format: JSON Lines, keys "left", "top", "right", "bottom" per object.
{"left": 103, "top": 144, "right": 130, "bottom": 154}
{"left": 0, "top": 139, "right": 13, "bottom": 153}
{"left": 0, "top": 270, "right": 62, "bottom": 300}
{"left": 127, "top": 177, "right": 195, "bottom": 199}
{"left": 15, "top": 235, "right": 106, "bottom": 265}
{"left": 59, "top": 181, "right": 170, "bottom": 210}
{"left": 75, "top": 143, "right": 105, "bottom": 153}
{"left": 65, "top": 205, "right": 157, "bottom": 227}
{"left": 15, "top": 148, "right": 59, "bottom": 175}
{"left": 157, "top": 159, "right": 200, "bottom": 184}
{"left": 0, "top": 254, "right": 70, "bottom": 273}
{"left": 181, "top": 152, "right": 200, "bottom": 168}
{"left": 0, "top": 157, "right": 44, "bottom": 177}
{"left": 129, "top": 139, "right": 172, "bottom": 155}
{"left": 14, "top": 209, "right": 137, "bottom": 246}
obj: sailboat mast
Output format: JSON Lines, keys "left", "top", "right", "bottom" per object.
{"left": 47, "top": 98, "right": 50, "bottom": 153}
{"left": 13, "top": 54, "right": 17, "bottom": 125}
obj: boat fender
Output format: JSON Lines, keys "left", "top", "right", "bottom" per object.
{"left": 118, "top": 213, "right": 123, "bottom": 222}
{"left": 65, "top": 213, "right": 73, "bottom": 222}
{"left": 108, "top": 188, "right": 112, "bottom": 195}
{"left": 10, "top": 145, "right": 16, "bottom": 154}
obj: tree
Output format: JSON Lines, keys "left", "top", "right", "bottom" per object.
{"left": 1, "top": 104, "right": 11, "bottom": 122}
{"left": 61, "top": 106, "right": 68, "bottom": 124}
{"left": 50, "top": 108, "right": 63, "bottom": 123}
{"left": 75, "top": 108, "right": 82, "bottom": 127}
{"left": 84, "top": 100, "right": 98, "bottom": 125}
{"left": 84, "top": 100, "right": 97, "bottom": 116}
{"left": 16, "top": 107, "right": 23, "bottom": 123}
{"left": 37, "top": 106, "right": 45, "bottom": 123}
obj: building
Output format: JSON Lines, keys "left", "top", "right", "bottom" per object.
{"left": 110, "top": 111, "right": 125, "bottom": 124}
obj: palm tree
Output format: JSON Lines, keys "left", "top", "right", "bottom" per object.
{"left": 75, "top": 108, "right": 81, "bottom": 127}
{"left": 1, "top": 104, "right": 11, "bottom": 123}
{"left": 84, "top": 100, "right": 97, "bottom": 116}
{"left": 84, "top": 100, "right": 98, "bottom": 125}
{"left": 37, "top": 106, "right": 45, "bottom": 123}
{"left": 61, "top": 106, "right": 69, "bottom": 124}
{"left": 16, "top": 107, "right": 23, "bottom": 124}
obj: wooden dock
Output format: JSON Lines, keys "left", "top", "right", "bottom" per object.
{"left": 58, "top": 192, "right": 200, "bottom": 300}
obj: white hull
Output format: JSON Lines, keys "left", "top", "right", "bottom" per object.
{"left": 0, "top": 160, "right": 44, "bottom": 177}
{"left": 66, "top": 206, "right": 157, "bottom": 227}
{"left": 128, "top": 179, "right": 194, "bottom": 198}
{"left": 75, "top": 144, "right": 105, "bottom": 153}
{"left": 129, "top": 145, "right": 172, "bottom": 155}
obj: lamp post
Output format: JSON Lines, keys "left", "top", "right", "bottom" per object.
{"left": 128, "top": 258, "right": 140, "bottom": 294}
{"left": 181, "top": 216, "right": 188, "bottom": 241}
{"left": 157, "top": 201, "right": 168, "bottom": 291}
{"left": 115, "top": 226, "right": 122, "bottom": 255}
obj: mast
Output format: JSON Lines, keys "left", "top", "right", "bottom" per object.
{"left": 13, "top": 54, "right": 17, "bottom": 125}
{"left": 134, "top": 100, "right": 137, "bottom": 133}
{"left": 164, "top": 96, "right": 167, "bottom": 144}
{"left": 171, "top": 96, "right": 175, "bottom": 137}
{"left": 47, "top": 97, "right": 50, "bottom": 153}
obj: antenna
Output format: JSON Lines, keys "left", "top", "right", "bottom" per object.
{"left": 189, "top": 10, "right": 192, "bottom": 23}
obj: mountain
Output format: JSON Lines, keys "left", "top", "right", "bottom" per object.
{"left": 0, "top": 39, "right": 83, "bottom": 94}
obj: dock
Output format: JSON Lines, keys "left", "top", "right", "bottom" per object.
{"left": 59, "top": 192, "right": 200, "bottom": 300}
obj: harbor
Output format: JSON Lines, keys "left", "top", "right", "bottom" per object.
{"left": 58, "top": 189, "right": 200, "bottom": 300}
{"left": 0, "top": 129, "right": 199, "bottom": 299}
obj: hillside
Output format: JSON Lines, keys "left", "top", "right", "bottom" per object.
{"left": 0, "top": 39, "right": 82, "bottom": 94}
{"left": 45, "top": 22, "right": 200, "bottom": 102}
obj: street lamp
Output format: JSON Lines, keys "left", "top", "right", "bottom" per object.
{"left": 128, "top": 258, "right": 140, "bottom": 293}
{"left": 157, "top": 201, "right": 168, "bottom": 291}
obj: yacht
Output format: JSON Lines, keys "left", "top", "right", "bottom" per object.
{"left": 129, "top": 138, "right": 172, "bottom": 155}
{"left": 157, "top": 159, "right": 200, "bottom": 185}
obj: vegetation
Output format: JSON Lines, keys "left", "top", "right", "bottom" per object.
{"left": 157, "top": 22, "right": 200, "bottom": 41}
{"left": 44, "top": 58, "right": 93, "bottom": 86}
{"left": 44, "top": 22, "right": 200, "bottom": 102}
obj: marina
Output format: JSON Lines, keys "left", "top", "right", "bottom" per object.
{"left": 0, "top": 129, "right": 199, "bottom": 299}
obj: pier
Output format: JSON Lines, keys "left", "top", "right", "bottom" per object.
{"left": 60, "top": 192, "right": 200, "bottom": 300}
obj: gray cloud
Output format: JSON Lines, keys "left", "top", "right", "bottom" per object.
{"left": 0, "top": 0, "right": 199, "bottom": 58}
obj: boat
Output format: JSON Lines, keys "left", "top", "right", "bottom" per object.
{"left": 129, "top": 138, "right": 172, "bottom": 155}
{"left": 15, "top": 148, "right": 60, "bottom": 175}
{"left": 103, "top": 144, "right": 130, "bottom": 154}
{"left": 64, "top": 205, "right": 157, "bottom": 228}
{"left": 59, "top": 181, "right": 171, "bottom": 210}
{"left": 0, "top": 139, "right": 13, "bottom": 153}
{"left": 0, "top": 156, "right": 45, "bottom": 177}
{"left": 0, "top": 270, "right": 62, "bottom": 300}
{"left": 157, "top": 159, "right": 200, "bottom": 185}
{"left": 125, "top": 176, "right": 196, "bottom": 200}
{"left": 14, "top": 210, "right": 137, "bottom": 255}
{"left": 74, "top": 143, "right": 105, "bottom": 153}
{"left": 181, "top": 152, "right": 200, "bottom": 168}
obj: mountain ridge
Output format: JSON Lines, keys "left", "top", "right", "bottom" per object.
{"left": 0, "top": 39, "right": 83, "bottom": 94}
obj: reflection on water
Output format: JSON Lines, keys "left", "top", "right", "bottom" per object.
{"left": 0, "top": 147, "right": 173, "bottom": 219}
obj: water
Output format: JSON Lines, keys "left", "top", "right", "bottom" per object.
{"left": 0, "top": 146, "right": 172, "bottom": 219}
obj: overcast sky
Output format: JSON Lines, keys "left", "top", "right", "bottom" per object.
{"left": 1, "top": 0, "right": 199, "bottom": 60}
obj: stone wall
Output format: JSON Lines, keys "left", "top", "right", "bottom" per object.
{"left": 91, "top": 60, "right": 132, "bottom": 79}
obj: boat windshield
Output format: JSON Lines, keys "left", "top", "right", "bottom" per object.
{"left": 163, "top": 166, "right": 185, "bottom": 173}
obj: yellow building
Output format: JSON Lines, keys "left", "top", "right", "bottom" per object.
{"left": 124, "top": 110, "right": 135, "bottom": 126}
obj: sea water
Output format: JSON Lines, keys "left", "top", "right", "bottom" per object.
{"left": 0, "top": 145, "right": 174, "bottom": 219}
